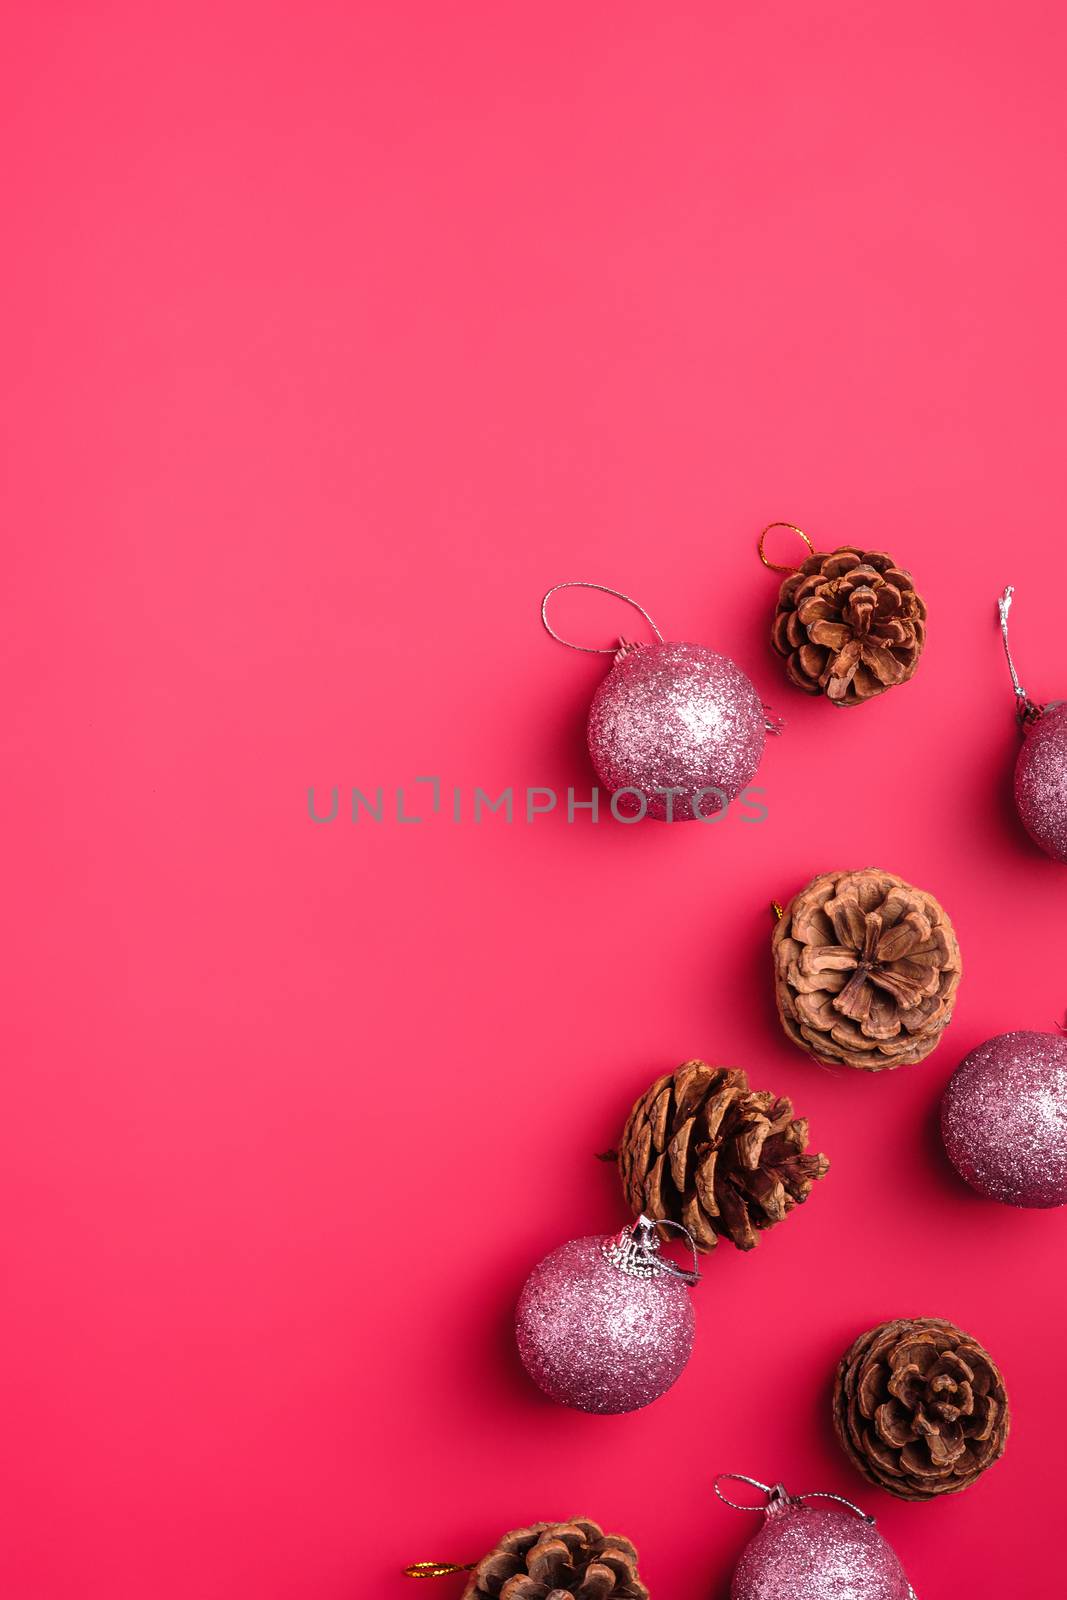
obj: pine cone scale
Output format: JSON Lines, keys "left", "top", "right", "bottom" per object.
{"left": 667, "top": 1120, "right": 693, "bottom": 1190}
{"left": 681, "top": 1190, "right": 716, "bottom": 1250}
{"left": 498, "top": 1578, "right": 537, "bottom": 1599}
{"left": 648, "top": 1082, "right": 672, "bottom": 1145}
{"left": 644, "top": 1152, "right": 667, "bottom": 1216}
{"left": 692, "top": 1150, "right": 719, "bottom": 1218}
{"left": 580, "top": 1566, "right": 614, "bottom": 1600}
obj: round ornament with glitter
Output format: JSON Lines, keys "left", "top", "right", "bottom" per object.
{"left": 515, "top": 1216, "right": 698, "bottom": 1413}
{"left": 942, "top": 1029, "right": 1067, "bottom": 1207}
{"left": 717, "top": 1476, "right": 916, "bottom": 1600}
{"left": 542, "top": 582, "right": 773, "bottom": 821}
{"left": 998, "top": 586, "right": 1067, "bottom": 862}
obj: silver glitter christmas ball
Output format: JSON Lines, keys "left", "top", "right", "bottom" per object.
{"left": 1015, "top": 703, "right": 1067, "bottom": 863}
{"left": 732, "top": 1503, "right": 913, "bottom": 1600}
{"left": 514, "top": 1233, "right": 694, "bottom": 1413}
{"left": 586, "top": 641, "right": 766, "bottom": 820}
{"left": 941, "top": 1029, "right": 1067, "bottom": 1207}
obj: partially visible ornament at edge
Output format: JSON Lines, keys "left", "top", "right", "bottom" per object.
{"left": 999, "top": 585, "right": 1067, "bottom": 862}
{"left": 717, "top": 1474, "right": 916, "bottom": 1600}
{"left": 941, "top": 1029, "right": 1067, "bottom": 1207}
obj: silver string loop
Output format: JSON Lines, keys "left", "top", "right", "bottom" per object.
{"left": 794, "top": 1490, "right": 875, "bottom": 1523}
{"left": 541, "top": 581, "right": 663, "bottom": 654}
{"left": 714, "top": 1474, "right": 874, "bottom": 1524}
{"left": 998, "top": 586, "right": 1029, "bottom": 705}
{"left": 644, "top": 1216, "right": 701, "bottom": 1284}
{"left": 998, "top": 585, "right": 1043, "bottom": 723}
{"left": 713, "top": 1473, "right": 774, "bottom": 1510}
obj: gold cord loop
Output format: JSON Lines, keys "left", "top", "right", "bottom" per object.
{"left": 757, "top": 522, "right": 815, "bottom": 574}
{"left": 403, "top": 1560, "right": 475, "bottom": 1579}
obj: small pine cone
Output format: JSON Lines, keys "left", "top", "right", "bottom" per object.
{"left": 833, "top": 1317, "right": 1010, "bottom": 1501}
{"left": 773, "top": 869, "right": 961, "bottom": 1070}
{"left": 461, "top": 1519, "right": 648, "bottom": 1600}
{"left": 617, "top": 1059, "right": 830, "bottom": 1254}
{"left": 771, "top": 547, "right": 926, "bottom": 705}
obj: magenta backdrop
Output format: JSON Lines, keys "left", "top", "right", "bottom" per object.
{"left": 3, "top": 4, "right": 1065, "bottom": 1597}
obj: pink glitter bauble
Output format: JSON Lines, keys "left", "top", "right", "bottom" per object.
{"left": 941, "top": 1030, "right": 1067, "bottom": 1207}
{"left": 732, "top": 1503, "right": 913, "bottom": 1600}
{"left": 1014, "top": 702, "right": 1067, "bottom": 862}
{"left": 514, "top": 1233, "right": 694, "bottom": 1413}
{"left": 586, "top": 641, "right": 766, "bottom": 821}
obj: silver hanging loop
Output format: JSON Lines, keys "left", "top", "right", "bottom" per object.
{"left": 714, "top": 1474, "right": 875, "bottom": 1524}
{"left": 541, "top": 581, "right": 664, "bottom": 654}
{"left": 793, "top": 1489, "right": 876, "bottom": 1524}
{"left": 713, "top": 1473, "right": 776, "bottom": 1510}
{"left": 998, "top": 586, "right": 1040, "bottom": 723}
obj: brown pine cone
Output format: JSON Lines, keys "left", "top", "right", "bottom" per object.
{"left": 617, "top": 1059, "right": 830, "bottom": 1253}
{"left": 461, "top": 1520, "right": 647, "bottom": 1600}
{"left": 771, "top": 547, "right": 926, "bottom": 705}
{"left": 833, "top": 1317, "right": 1010, "bottom": 1501}
{"left": 773, "top": 869, "right": 961, "bottom": 1070}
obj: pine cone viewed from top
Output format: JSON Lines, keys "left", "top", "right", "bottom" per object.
{"left": 617, "top": 1060, "right": 830, "bottom": 1254}
{"left": 772, "top": 547, "right": 926, "bottom": 705}
{"left": 833, "top": 1317, "right": 1010, "bottom": 1501}
{"left": 773, "top": 869, "right": 961, "bottom": 1070}
{"left": 461, "top": 1519, "right": 647, "bottom": 1600}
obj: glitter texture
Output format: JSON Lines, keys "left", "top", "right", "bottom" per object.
{"left": 1015, "top": 702, "right": 1067, "bottom": 862}
{"left": 731, "top": 1504, "right": 913, "bottom": 1600}
{"left": 941, "top": 1029, "right": 1067, "bottom": 1207}
{"left": 586, "top": 641, "right": 766, "bottom": 820}
{"left": 514, "top": 1233, "right": 694, "bottom": 1413}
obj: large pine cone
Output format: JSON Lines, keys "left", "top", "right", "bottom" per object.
{"left": 461, "top": 1520, "right": 647, "bottom": 1600}
{"left": 617, "top": 1060, "right": 830, "bottom": 1253}
{"left": 833, "top": 1317, "right": 1010, "bottom": 1501}
{"left": 773, "top": 869, "right": 961, "bottom": 1070}
{"left": 772, "top": 547, "right": 926, "bottom": 705}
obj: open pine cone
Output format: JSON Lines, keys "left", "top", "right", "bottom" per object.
{"left": 617, "top": 1060, "right": 829, "bottom": 1253}
{"left": 833, "top": 1317, "right": 1010, "bottom": 1501}
{"left": 773, "top": 869, "right": 961, "bottom": 1070}
{"left": 461, "top": 1520, "right": 647, "bottom": 1600}
{"left": 772, "top": 547, "right": 926, "bottom": 705}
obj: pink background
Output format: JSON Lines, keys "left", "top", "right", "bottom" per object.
{"left": 3, "top": 4, "right": 1066, "bottom": 1596}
